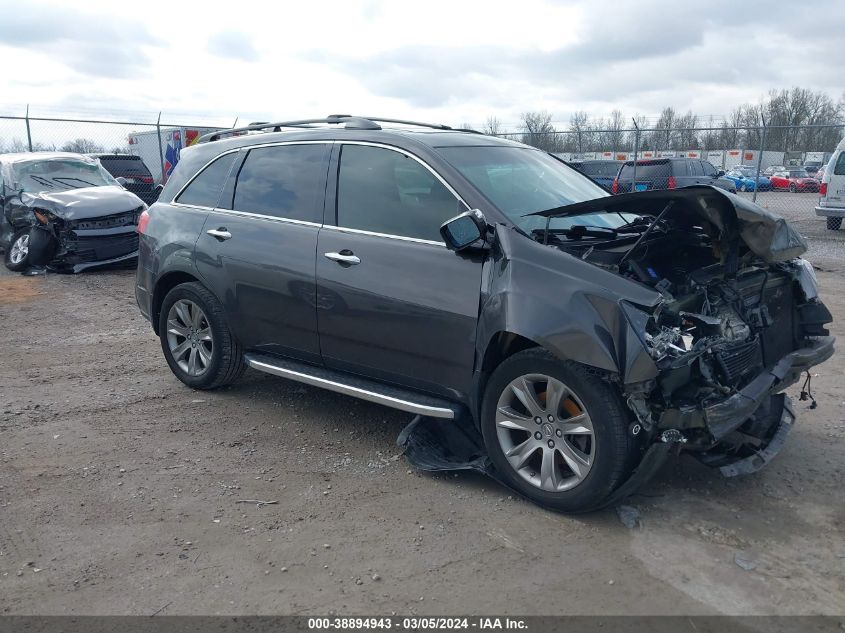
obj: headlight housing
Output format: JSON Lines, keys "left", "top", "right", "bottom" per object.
{"left": 32, "top": 208, "right": 59, "bottom": 225}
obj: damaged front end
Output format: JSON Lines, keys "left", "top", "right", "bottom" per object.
{"left": 19, "top": 189, "right": 144, "bottom": 273}
{"left": 533, "top": 186, "right": 834, "bottom": 476}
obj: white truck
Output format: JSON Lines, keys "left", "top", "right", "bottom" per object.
{"left": 127, "top": 126, "right": 221, "bottom": 184}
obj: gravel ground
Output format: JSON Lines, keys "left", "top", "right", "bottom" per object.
{"left": 1, "top": 201, "right": 844, "bottom": 616}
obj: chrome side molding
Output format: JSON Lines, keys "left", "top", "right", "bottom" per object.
{"left": 244, "top": 354, "right": 457, "bottom": 419}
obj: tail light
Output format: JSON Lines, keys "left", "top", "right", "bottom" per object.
{"left": 820, "top": 182, "right": 827, "bottom": 196}
{"left": 137, "top": 209, "right": 150, "bottom": 234}
{"left": 668, "top": 176, "right": 677, "bottom": 189}
{"left": 611, "top": 179, "right": 618, "bottom": 194}
{"left": 140, "top": 176, "right": 154, "bottom": 184}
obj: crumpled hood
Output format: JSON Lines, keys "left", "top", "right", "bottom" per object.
{"left": 20, "top": 186, "right": 144, "bottom": 220}
{"left": 532, "top": 185, "right": 807, "bottom": 263}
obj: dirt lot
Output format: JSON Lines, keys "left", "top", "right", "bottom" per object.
{"left": 1, "top": 204, "right": 844, "bottom": 616}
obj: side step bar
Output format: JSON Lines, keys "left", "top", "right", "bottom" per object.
{"left": 244, "top": 353, "right": 461, "bottom": 419}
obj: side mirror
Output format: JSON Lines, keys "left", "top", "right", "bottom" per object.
{"left": 115, "top": 176, "right": 128, "bottom": 187}
{"left": 152, "top": 183, "right": 163, "bottom": 201}
{"left": 717, "top": 170, "right": 725, "bottom": 177}
{"left": 440, "top": 209, "right": 488, "bottom": 251}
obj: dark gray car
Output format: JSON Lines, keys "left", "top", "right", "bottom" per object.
{"left": 613, "top": 157, "right": 737, "bottom": 194}
{"left": 135, "top": 116, "right": 833, "bottom": 512}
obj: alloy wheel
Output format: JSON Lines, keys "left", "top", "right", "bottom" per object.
{"left": 166, "top": 299, "right": 213, "bottom": 377}
{"left": 9, "top": 234, "right": 29, "bottom": 264}
{"left": 495, "top": 374, "right": 595, "bottom": 492}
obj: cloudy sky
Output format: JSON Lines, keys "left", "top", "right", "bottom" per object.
{"left": 0, "top": 0, "right": 843, "bottom": 130}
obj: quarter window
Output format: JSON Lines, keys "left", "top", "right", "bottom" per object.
{"left": 834, "top": 152, "right": 845, "bottom": 176}
{"left": 337, "top": 145, "right": 463, "bottom": 242}
{"left": 232, "top": 144, "right": 328, "bottom": 222}
{"left": 176, "top": 153, "right": 237, "bottom": 208}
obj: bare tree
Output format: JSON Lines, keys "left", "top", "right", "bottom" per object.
{"left": 481, "top": 116, "right": 504, "bottom": 136}
{"left": 61, "top": 138, "right": 105, "bottom": 154}
{"left": 568, "top": 111, "right": 589, "bottom": 153}
{"left": 521, "top": 111, "right": 562, "bottom": 152}
{"left": 651, "top": 107, "right": 676, "bottom": 151}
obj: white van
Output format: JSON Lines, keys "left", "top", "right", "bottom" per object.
{"left": 816, "top": 137, "right": 845, "bottom": 230}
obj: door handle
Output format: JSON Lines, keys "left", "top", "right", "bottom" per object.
{"left": 207, "top": 228, "right": 232, "bottom": 241}
{"left": 324, "top": 251, "right": 361, "bottom": 265}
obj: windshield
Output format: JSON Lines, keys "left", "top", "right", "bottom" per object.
{"left": 788, "top": 170, "right": 810, "bottom": 178}
{"left": 438, "top": 146, "right": 609, "bottom": 233}
{"left": 733, "top": 167, "right": 754, "bottom": 177}
{"left": 11, "top": 158, "right": 119, "bottom": 193}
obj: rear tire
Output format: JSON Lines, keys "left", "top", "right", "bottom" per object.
{"left": 827, "top": 217, "right": 842, "bottom": 231}
{"left": 158, "top": 282, "right": 246, "bottom": 390}
{"left": 480, "top": 348, "right": 639, "bottom": 512}
{"left": 4, "top": 228, "right": 31, "bottom": 272}
{"left": 789, "top": 183, "right": 797, "bottom": 193}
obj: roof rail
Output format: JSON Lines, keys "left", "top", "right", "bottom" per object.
{"left": 197, "top": 115, "right": 480, "bottom": 143}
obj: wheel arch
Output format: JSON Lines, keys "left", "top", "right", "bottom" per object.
{"left": 151, "top": 271, "right": 203, "bottom": 335}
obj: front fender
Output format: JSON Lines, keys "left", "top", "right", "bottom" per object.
{"left": 477, "top": 226, "right": 661, "bottom": 385}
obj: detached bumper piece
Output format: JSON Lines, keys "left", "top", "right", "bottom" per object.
{"left": 717, "top": 395, "right": 796, "bottom": 477}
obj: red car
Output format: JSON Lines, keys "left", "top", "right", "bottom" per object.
{"left": 770, "top": 168, "right": 820, "bottom": 192}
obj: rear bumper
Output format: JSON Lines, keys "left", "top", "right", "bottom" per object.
{"left": 816, "top": 205, "right": 845, "bottom": 217}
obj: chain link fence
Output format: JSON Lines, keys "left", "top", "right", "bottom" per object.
{"left": 1, "top": 110, "right": 842, "bottom": 222}
{"left": 0, "top": 111, "right": 229, "bottom": 184}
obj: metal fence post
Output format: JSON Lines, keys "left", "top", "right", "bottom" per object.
{"left": 25, "top": 104, "right": 33, "bottom": 151}
{"left": 156, "top": 112, "right": 165, "bottom": 184}
{"left": 752, "top": 115, "right": 767, "bottom": 204}
{"left": 631, "top": 118, "right": 640, "bottom": 193}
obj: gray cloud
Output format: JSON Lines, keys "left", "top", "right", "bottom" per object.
{"left": 207, "top": 31, "right": 259, "bottom": 62}
{"left": 307, "top": 0, "right": 845, "bottom": 117}
{"left": 0, "top": 3, "right": 160, "bottom": 79}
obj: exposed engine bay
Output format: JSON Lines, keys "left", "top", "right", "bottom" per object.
{"left": 531, "top": 187, "right": 834, "bottom": 475}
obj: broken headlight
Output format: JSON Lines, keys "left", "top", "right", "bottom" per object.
{"left": 32, "top": 208, "right": 60, "bottom": 225}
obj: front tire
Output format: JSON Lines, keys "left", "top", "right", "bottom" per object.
{"left": 4, "top": 228, "right": 32, "bottom": 272}
{"left": 827, "top": 217, "right": 842, "bottom": 231}
{"left": 158, "top": 282, "right": 246, "bottom": 390}
{"left": 480, "top": 349, "right": 638, "bottom": 512}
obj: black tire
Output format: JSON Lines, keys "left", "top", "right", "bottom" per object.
{"left": 158, "top": 282, "right": 246, "bottom": 390}
{"left": 4, "top": 227, "right": 32, "bottom": 272}
{"left": 789, "top": 183, "right": 797, "bottom": 193}
{"left": 827, "top": 217, "right": 842, "bottom": 231}
{"left": 480, "top": 348, "right": 639, "bottom": 513}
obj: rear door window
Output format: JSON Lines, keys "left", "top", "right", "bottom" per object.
{"left": 232, "top": 144, "right": 329, "bottom": 222}
{"left": 99, "top": 157, "right": 153, "bottom": 177}
{"left": 176, "top": 152, "right": 238, "bottom": 208}
{"left": 687, "top": 161, "right": 703, "bottom": 176}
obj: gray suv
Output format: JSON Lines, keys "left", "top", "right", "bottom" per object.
{"left": 613, "top": 157, "right": 737, "bottom": 194}
{"left": 136, "top": 116, "right": 833, "bottom": 512}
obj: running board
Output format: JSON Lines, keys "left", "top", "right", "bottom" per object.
{"left": 244, "top": 353, "right": 461, "bottom": 419}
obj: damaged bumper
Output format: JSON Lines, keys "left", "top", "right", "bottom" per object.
{"left": 29, "top": 217, "right": 140, "bottom": 273}
{"left": 659, "top": 335, "right": 834, "bottom": 442}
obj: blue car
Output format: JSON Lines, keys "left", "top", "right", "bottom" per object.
{"left": 725, "top": 165, "right": 771, "bottom": 192}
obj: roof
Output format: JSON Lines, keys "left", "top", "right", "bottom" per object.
{"left": 197, "top": 115, "right": 525, "bottom": 150}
